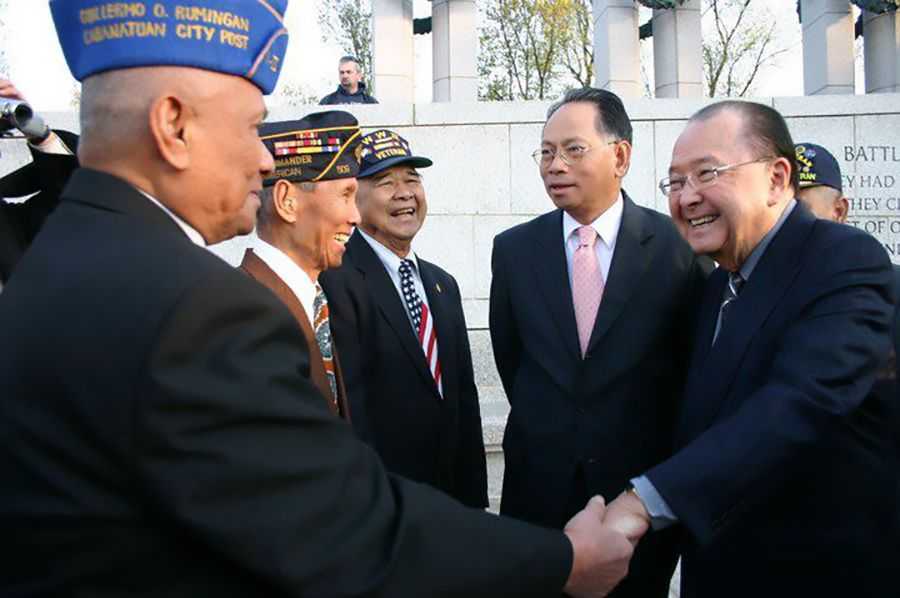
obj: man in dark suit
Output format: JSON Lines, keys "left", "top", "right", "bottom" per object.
{"left": 608, "top": 101, "right": 897, "bottom": 598}
{"left": 0, "top": 78, "right": 79, "bottom": 286}
{"left": 0, "top": 1, "right": 634, "bottom": 596}
{"left": 239, "top": 113, "right": 363, "bottom": 420}
{"left": 320, "top": 130, "right": 488, "bottom": 509}
{"left": 489, "top": 87, "right": 708, "bottom": 598}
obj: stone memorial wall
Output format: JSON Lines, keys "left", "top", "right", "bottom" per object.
{"left": 3, "top": 93, "right": 899, "bottom": 508}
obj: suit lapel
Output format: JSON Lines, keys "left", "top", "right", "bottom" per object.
{"left": 239, "top": 249, "right": 339, "bottom": 416}
{"left": 421, "top": 261, "right": 453, "bottom": 398}
{"left": 346, "top": 231, "right": 437, "bottom": 390}
{"left": 586, "top": 193, "right": 654, "bottom": 355}
{"left": 682, "top": 204, "right": 818, "bottom": 440}
{"left": 533, "top": 210, "right": 581, "bottom": 360}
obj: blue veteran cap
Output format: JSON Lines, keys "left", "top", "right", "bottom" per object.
{"left": 259, "top": 111, "right": 362, "bottom": 186}
{"left": 50, "top": 0, "right": 289, "bottom": 94}
{"left": 795, "top": 142, "right": 843, "bottom": 192}
{"left": 355, "top": 129, "right": 433, "bottom": 178}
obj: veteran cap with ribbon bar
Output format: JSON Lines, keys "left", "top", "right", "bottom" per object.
{"left": 356, "top": 129, "right": 433, "bottom": 178}
{"left": 795, "top": 142, "right": 843, "bottom": 192}
{"left": 259, "top": 111, "right": 361, "bottom": 187}
{"left": 49, "top": 0, "right": 289, "bottom": 94}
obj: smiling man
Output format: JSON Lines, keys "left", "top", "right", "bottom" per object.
{"left": 240, "top": 112, "right": 361, "bottom": 420}
{"left": 489, "top": 87, "right": 708, "bottom": 598}
{"left": 320, "top": 129, "right": 489, "bottom": 509}
{"left": 609, "top": 100, "right": 898, "bottom": 598}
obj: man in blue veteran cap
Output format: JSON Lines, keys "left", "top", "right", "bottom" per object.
{"left": 0, "top": 1, "right": 637, "bottom": 596}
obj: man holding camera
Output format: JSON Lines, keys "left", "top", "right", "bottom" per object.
{"left": 0, "top": 78, "right": 79, "bottom": 288}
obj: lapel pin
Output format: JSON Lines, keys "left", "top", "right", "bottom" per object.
{"left": 436, "top": 283, "right": 442, "bottom": 293}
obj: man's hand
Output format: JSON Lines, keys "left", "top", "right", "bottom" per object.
{"left": 0, "top": 78, "right": 27, "bottom": 102}
{"left": 604, "top": 490, "right": 651, "bottom": 547}
{"left": 563, "top": 495, "right": 634, "bottom": 598}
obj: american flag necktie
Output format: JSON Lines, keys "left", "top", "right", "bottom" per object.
{"left": 399, "top": 259, "right": 443, "bottom": 398}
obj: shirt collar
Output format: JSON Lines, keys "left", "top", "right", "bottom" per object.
{"left": 251, "top": 237, "right": 318, "bottom": 313}
{"left": 738, "top": 199, "right": 796, "bottom": 281}
{"left": 562, "top": 191, "right": 624, "bottom": 250}
{"left": 357, "top": 228, "right": 421, "bottom": 276}
{"left": 135, "top": 189, "right": 206, "bottom": 247}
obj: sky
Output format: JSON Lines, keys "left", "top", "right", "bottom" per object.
{"left": 0, "top": 0, "right": 863, "bottom": 111}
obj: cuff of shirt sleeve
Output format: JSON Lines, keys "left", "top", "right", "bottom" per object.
{"left": 630, "top": 475, "right": 678, "bottom": 531}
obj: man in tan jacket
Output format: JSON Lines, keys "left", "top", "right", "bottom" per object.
{"left": 240, "top": 111, "right": 362, "bottom": 420}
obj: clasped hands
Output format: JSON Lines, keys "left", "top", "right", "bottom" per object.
{"left": 561, "top": 491, "right": 651, "bottom": 598}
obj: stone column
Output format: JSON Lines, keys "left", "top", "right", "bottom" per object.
{"left": 593, "top": 0, "right": 642, "bottom": 98}
{"left": 801, "top": 0, "right": 855, "bottom": 95}
{"left": 864, "top": 9, "right": 900, "bottom": 93}
{"left": 371, "top": 0, "right": 415, "bottom": 102}
{"left": 432, "top": 0, "right": 478, "bottom": 102}
{"left": 652, "top": 0, "right": 703, "bottom": 98}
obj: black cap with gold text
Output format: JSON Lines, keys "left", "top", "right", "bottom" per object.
{"left": 259, "top": 111, "right": 361, "bottom": 187}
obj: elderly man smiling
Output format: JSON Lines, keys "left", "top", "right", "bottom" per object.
{"left": 240, "top": 111, "right": 362, "bottom": 421}
{"left": 605, "top": 100, "right": 898, "bottom": 598}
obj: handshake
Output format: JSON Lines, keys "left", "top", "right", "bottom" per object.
{"left": 562, "top": 490, "right": 651, "bottom": 597}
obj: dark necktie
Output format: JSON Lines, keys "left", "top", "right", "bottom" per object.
{"left": 399, "top": 259, "right": 443, "bottom": 397}
{"left": 713, "top": 272, "right": 744, "bottom": 345}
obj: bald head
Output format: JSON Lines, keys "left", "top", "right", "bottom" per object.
{"left": 79, "top": 67, "right": 225, "bottom": 167}
{"left": 77, "top": 66, "right": 273, "bottom": 245}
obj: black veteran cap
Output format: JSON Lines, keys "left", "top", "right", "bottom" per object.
{"left": 259, "top": 111, "right": 362, "bottom": 187}
{"left": 795, "top": 142, "right": 843, "bottom": 192}
{"left": 356, "top": 129, "right": 433, "bottom": 178}
{"left": 50, "top": 0, "right": 289, "bottom": 94}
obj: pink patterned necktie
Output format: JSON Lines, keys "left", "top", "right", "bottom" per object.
{"left": 572, "top": 225, "right": 604, "bottom": 357}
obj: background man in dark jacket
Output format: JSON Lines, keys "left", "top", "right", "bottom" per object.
{"left": 319, "top": 55, "right": 378, "bottom": 105}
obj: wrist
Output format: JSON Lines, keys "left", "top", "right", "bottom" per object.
{"left": 626, "top": 485, "right": 651, "bottom": 522}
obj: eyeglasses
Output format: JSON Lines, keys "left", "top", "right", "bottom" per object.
{"left": 658, "top": 157, "right": 773, "bottom": 197}
{"left": 531, "top": 141, "right": 619, "bottom": 168}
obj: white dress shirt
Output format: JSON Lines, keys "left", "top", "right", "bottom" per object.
{"left": 562, "top": 192, "right": 624, "bottom": 289}
{"left": 251, "top": 237, "right": 317, "bottom": 328}
{"left": 357, "top": 228, "right": 431, "bottom": 332}
{"left": 136, "top": 189, "right": 207, "bottom": 248}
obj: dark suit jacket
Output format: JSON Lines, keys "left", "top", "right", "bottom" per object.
{"left": 320, "top": 230, "right": 489, "bottom": 508}
{"left": 0, "top": 129, "right": 79, "bottom": 283}
{"left": 0, "top": 168, "right": 572, "bottom": 597}
{"left": 239, "top": 248, "right": 351, "bottom": 420}
{"left": 646, "top": 204, "right": 898, "bottom": 598}
{"left": 489, "top": 193, "right": 708, "bottom": 598}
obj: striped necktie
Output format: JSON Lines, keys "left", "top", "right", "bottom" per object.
{"left": 313, "top": 282, "right": 339, "bottom": 409}
{"left": 399, "top": 259, "right": 443, "bottom": 398}
{"left": 712, "top": 272, "right": 745, "bottom": 346}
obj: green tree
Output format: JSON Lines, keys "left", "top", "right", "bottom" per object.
{"left": 317, "top": 0, "right": 374, "bottom": 92}
{"left": 702, "top": 0, "right": 788, "bottom": 97}
{"left": 477, "top": 0, "right": 582, "bottom": 101}
{"left": 559, "top": 0, "right": 593, "bottom": 88}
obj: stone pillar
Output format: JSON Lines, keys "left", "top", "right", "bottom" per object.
{"left": 432, "top": 0, "right": 478, "bottom": 102}
{"left": 593, "top": 0, "right": 642, "bottom": 98}
{"left": 371, "top": 0, "right": 415, "bottom": 102}
{"left": 864, "top": 9, "right": 900, "bottom": 93}
{"left": 801, "top": 0, "right": 855, "bottom": 95}
{"left": 652, "top": 0, "right": 703, "bottom": 98}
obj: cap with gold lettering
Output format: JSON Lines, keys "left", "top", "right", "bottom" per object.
{"left": 795, "top": 142, "right": 843, "bottom": 192}
{"left": 259, "top": 111, "right": 361, "bottom": 186}
{"left": 49, "top": 0, "right": 289, "bottom": 94}
{"left": 356, "top": 129, "right": 432, "bottom": 179}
